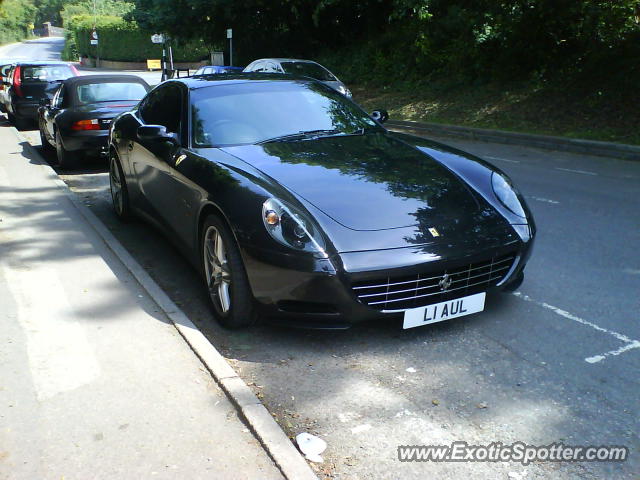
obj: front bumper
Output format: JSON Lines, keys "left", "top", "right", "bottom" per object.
{"left": 240, "top": 231, "right": 534, "bottom": 328}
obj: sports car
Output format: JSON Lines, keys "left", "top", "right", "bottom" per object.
{"left": 38, "top": 74, "right": 150, "bottom": 168}
{"left": 108, "top": 74, "right": 535, "bottom": 329}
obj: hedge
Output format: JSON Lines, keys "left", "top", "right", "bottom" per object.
{"left": 64, "top": 15, "right": 208, "bottom": 62}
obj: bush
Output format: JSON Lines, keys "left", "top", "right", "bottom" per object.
{"left": 0, "top": 0, "right": 35, "bottom": 46}
{"left": 66, "top": 14, "right": 208, "bottom": 62}
{"left": 61, "top": 29, "right": 78, "bottom": 61}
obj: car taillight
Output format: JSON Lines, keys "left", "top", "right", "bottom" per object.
{"left": 71, "top": 119, "right": 100, "bottom": 131}
{"left": 12, "top": 66, "right": 22, "bottom": 97}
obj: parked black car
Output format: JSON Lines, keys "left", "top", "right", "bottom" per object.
{"left": 1, "top": 61, "right": 78, "bottom": 129}
{"left": 108, "top": 74, "right": 535, "bottom": 329}
{"left": 38, "top": 74, "right": 150, "bottom": 168}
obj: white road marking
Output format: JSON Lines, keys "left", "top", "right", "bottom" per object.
{"left": 484, "top": 156, "right": 521, "bottom": 164}
{"left": 528, "top": 196, "right": 560, "bottom": 205}
{"left": 513, "top": 292, "right": 640, "bottom": 364}
{"left": 585, "top": 341, "right": 640, "bottom": 364}
{"left": 555, "top": 167, "right": 598, "bottom": 176}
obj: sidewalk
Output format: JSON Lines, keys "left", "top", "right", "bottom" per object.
{"left": 0, "top": 126, "right": 283, "bottom": 479}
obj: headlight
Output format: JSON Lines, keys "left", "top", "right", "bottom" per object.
{"left": 262, "top": 198, "right": 327, "bottom": 256}
{"left": 491, "top": 172, "right": 526, "bottom": 218}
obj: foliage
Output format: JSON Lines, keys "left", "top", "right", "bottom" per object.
{"left": 126, "top": 0, "right": 640, "bottom": 79}
{"left": 0, "top": 0, "right": 36, "bottom": 45}
{"left": 60, "top": 0, "right": 134, "bottom": 27}
{"left": 64, "top": 13, "right": 208, "bottom": 62}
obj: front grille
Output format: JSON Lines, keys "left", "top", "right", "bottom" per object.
{"left": 352, "top": 252, "right": 517, "bottom": 312}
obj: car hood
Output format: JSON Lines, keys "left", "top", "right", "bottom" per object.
{"left": 222, "top": 133, "right": 503, "bottom": 235}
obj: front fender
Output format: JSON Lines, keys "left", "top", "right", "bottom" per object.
{"left": 391, "top": 132, "right": 535, "bottom": 228}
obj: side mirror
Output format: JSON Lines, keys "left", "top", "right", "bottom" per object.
{"left": 137, "top": 124, "right": 178, "bottom": 143}
{"left": 371, "top": 109, "right": 389, "bottom": 124}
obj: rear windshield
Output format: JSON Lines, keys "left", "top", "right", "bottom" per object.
{"left": 21, "top": 65, "right": 74, "bottom": 82}
{"left": 280, "top": 62, "right": 336, "bottom": 81}
{"left": 76, "top": 82, "right": 148, "bottom": 104}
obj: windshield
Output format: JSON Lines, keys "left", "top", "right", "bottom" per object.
{"left": 21, "top": 65, "right": 74, "bottom": 82}
{"left": 191, "top": 81, "right": 379, "bottom": 147}
{"left": 280, "top": 62, "right": 337, "bottom": 81}
{"left": 76, "top": 82, "right": 147, "bottom": 104}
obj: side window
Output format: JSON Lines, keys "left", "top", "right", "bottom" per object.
{"left": 139, "top": 84, "right": 182, "bottom": 135}
{"left": 252, "top": 62, "right": 265, "bottom": 72}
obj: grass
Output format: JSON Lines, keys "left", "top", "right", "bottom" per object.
{"left": 350, "top": 77, "right": 640, "bottom": 145}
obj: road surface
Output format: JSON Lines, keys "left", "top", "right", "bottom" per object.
{"left": 5, "top": 37, "right": 640, "bottom": 479}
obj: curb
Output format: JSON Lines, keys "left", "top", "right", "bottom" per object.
{"left": 10, "top": 127, "right": 317, "bottom": 480}
{"left": 387, "top": 120, "right": 640, "bottom": 161}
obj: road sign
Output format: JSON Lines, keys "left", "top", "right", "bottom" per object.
{"left": 151, "top": 34, "right": 164, "bottom": 44}
{"left": 226, "top": 28, "right": 233, "bottom": 39}
{"left": 90, "top": 29, "right": 98, "bottom": 45}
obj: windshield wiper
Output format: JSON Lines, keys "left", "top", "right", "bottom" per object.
{"left": 257, "top": 129, "right": 344, "bottom": 144}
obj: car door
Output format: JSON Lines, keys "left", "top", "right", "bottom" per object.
{"left": 43, "top": 84, "right": 65, "bottom": 141}
{"left": 129, "top": 82, "right": 186, "bottom": 230}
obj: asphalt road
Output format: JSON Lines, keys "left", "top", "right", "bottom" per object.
{"left": 4, "top": 37, "right": 640, "bottom": 479}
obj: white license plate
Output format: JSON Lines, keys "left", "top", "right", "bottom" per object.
{"left": 403, "top": 292, "right": 486, "bottom": 329}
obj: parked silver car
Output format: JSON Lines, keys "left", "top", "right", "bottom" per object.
{"left": 243, "top": 58, "right": 351, "bottom": 97}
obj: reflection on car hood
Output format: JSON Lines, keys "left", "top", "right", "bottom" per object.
{"left": 222, "top": 133, "right": 501, "bottom": 233}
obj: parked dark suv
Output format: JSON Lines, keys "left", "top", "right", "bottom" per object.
{"left": 1, "top": 61, "right": 79, "bottom": 129}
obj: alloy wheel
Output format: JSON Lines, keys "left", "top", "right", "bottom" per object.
{"left": 203, "top": 226, "right": 232, "bottom": 313}
{"left": 109, "top": 156, "right": 123, "bottom": 215}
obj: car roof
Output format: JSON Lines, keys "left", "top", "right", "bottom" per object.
{"left": 62, "top": 74, "right": 149, "bottom": 86}
{"left": 171, "top": 73, "right": 316, "bottom": 90}
{"left": 198, "top": 65, "right": 242, "bottom": 69}
{"left": 252, "top": 58, "right": 318, "bottom": 64}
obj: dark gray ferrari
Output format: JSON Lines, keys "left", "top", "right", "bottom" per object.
{"left": 38, "top": 74, "right": 150, "bottom": 168}
{"left": 108, "top": 74, "right": 535, "bottom": 329}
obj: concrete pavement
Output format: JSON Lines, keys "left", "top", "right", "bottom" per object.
{"left": 0, "top": 127, "right": 284, "bottom": 478}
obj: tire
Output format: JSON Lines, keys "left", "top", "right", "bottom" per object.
{"left": 55, "top": 133, "right": 79, "bottom": 169}
{"left": 109, "top": 151, "right": 131, "bottom": 221}
{"left": 39, "top": 125, "right": 54, "bottom": 154}
{"left": 201, "top": 214, "right": 256, "bottom": 328}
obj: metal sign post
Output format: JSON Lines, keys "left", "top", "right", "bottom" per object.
{"left": 90, "top": 29, "right": 99, "bottom": 67}
{"left": 227, "top": 28, "right": 233, "bottom": 66}
{"left": 151, "top": 34, "right": 167, "bottom": 81}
